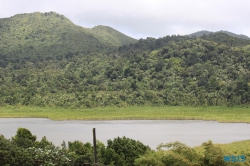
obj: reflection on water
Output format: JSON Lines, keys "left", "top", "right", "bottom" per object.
{"left": 0, "top": 118, "right": 249, "bottom": 149}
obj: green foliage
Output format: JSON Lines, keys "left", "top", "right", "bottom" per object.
{"left": 1, "top": 128, "right": 250, "bottom": 166}
{"left": 0, "top": 135, "right": 34, "bottom": 166}
{"left": 91, "top": 25, "right": 137, "bottom": 46}
{"left": 134, "top": 151, "right": 166, "bottom": 166}
{"left": 68, "top": 140, "right": 93, "bottom": 163}
{"left": 27, "top": 145, "right": 74, "bottom": 166}
{"left": 155, "top": 142, "right": 203, "bottom": 166}
{"left": 136, "top": 140, "right": 250, "bottom": 166}
{"left": 200, "top": 32, "right": 250, "bottom": 46}
{"left": 0, "top": 105, "right": 250, "bottom": 123}
{"left": 0, "top": 12, "right": 250, "bottom": 108}
{"left": 104, "top": 136, "right": 151, "bottom": 166}
{"left": 202, "top": 140, "right": 227, "bottom": 166}
{"left": 188, "top": 30, "right": 250, "bottom": 40}
{"left": 35, "top": 136, "right": 53, "bottom": 149}
{"left": 12, "top": 127, "right": 37, "bottom": 148}
{"left": 0, "top": 128, "right": 151, "bottom": 165}
{"left": 0, "top": 12, "right": 136, "bottom": 69}
{"left": 158, "top": 142, "right": 202, "bottom": 165}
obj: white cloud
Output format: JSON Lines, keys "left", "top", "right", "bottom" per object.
{"left": 0, "top": 0, "right": 250, "bottom": 39}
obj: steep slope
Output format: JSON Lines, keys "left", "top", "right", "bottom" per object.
{"left": 0, "top": 12, "right": 249, "bottom": 108}
{"left": 0, "top": 12, "right": 137, "bottom": 66}
{"left": 0, "top": 12, "right": 104, "bottom": 59}
{"left": 1, "top": 37, "right": 249, "bottom": 107}
{"left": 90, "top": 25, "right": 137, "bottom": 46}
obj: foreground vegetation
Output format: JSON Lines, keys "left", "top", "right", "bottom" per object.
{"left": 0, "top": 105, "right": 250, "bottom": 122}
{"left": 0, "top": 128, "right": 249, "bottom": 165}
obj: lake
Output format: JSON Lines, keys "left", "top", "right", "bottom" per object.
{"left": 0, "top": 118, "right": 249, "bottom": 149}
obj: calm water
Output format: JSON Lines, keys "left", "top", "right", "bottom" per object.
{"left": 0, "top": 118, "right": 249, "bottom": 149}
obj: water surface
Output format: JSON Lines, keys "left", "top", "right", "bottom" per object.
{"left": 0, "top": 118, "right": 249, "bottom": 149}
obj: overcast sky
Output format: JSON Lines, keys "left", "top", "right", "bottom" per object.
{"left": 0, "top": 0, "right": 249, "bottom": 39}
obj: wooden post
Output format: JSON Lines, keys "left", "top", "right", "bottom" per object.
{"left": 93, "top": 128, "right": 98, "bottom": 165}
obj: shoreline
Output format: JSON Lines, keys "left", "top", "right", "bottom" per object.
{"left": 0, "top": 116, "right": 250, "bottom": 124}
{"left": 0, "top": 105, "right": 250, "bottom": 123}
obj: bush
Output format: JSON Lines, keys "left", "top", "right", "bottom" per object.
{"left": 104, "top": 136, "right": 151, "bottom": 166}
{"left": 203, "top": 140, "right": 227, "bottom": 166}
{"left": 12, "top": 128, "right": 37, "bottom": 148}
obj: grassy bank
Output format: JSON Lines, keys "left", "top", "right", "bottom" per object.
{"left": 194, "top": 140, "right": 250, "bottom": 159}
{"left": 0, "top": 105, "right": 250, "bottom": 122}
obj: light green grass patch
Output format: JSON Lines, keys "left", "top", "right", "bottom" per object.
{"left": 0, "top": 105, "right": 249, "bottom": 122}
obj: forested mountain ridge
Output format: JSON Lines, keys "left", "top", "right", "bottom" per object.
{"left": 0, "top": 12, "right": 250, "bottom": 108}
{"left": 118, "top": 32, "right": 250, "bottom": 55}
{"left": 0, "top": 11, "right": 137, "bottom": 68}
{"left": 188, "top": 30, "right": 250, "bottom": 40}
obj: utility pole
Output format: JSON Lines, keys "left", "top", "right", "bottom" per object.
{"left": 93, "top": 128, "right": 98, "bottom": 165}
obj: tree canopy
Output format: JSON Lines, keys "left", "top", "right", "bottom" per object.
{"left": 0, "top": 12, "right": 249, "bottom": 108}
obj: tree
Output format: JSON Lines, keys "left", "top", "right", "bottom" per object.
{"left": 235, "top": 80, "right": 250, "bottom": 104}
{"left": 0, "top": 134, "right": 34, "bottom": 166}
{"left": 68, "top": 140, "right": 93, "bottom": 164}
{"left": 104, "top": 136, "right": 151, "bottom": 166}
{"left": 157, "top": 141, "right": 202, "bottom": 165}
{"left": 12, "top": 128, "right": 37, "bottom": 148}
{"left": 155, "top": 61, "right": 164, "bottom": 72}
{"left": 202, "top": 140, "right": 227, "bottom": 166}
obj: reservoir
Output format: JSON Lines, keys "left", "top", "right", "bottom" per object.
{"left": 0, "top": 118, "right": 249, "bottom": 149}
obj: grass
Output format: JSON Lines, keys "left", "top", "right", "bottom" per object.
{"left": 0, "top": 105, "right": 250, "bottom": 122}
{"left": 191, "top": 140, "right": 250, "bottom": 165}
{"left": 219, "top": 140, "right": 250, "bottom": 155}
{"left": 194, "top": 140, "right": 250, "bottom": 153}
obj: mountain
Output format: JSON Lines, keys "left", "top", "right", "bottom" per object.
{"left": 1, "top": 34, "right": 249, "bottom": 107}
{"left": 0, "top": 12, "right": 137, "bottom": 64}
{"left": 89, "top": 25, "right": 137, "bottom": 47}
{"left": 0, "top": 12, "right": 250, "bottom": 108}
{"left": 188, "top": 30, "right": 250, "bottom": 40}
{"left": 187, "top": 30, "right": 212, "bottom": 37}
{"left": 118, "top": 32, "right": 250, "bottom": 54}
{"left": 218, "top": 30, "right": 250, "bottom": 40}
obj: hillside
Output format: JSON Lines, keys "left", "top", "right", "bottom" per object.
{"left": 0, "top": 12, "right": 137, "bottom": 68}
{"left": 90, "top": 25, "right": 137, "bottom": 46}
{"left": 187, "top": 30, "right": 212, "bottom": 37}
{"left": 218, "top": 30, "right": 250, "bottom": 40}
{"left": 118, "top": 32, "right": 250, "bottom": 53}
{"left": 0, "top": 36, "right": 249, "bottom": 107}
{"left": 0, "top": 12, "right": 249, "bottom": 108}
{"left": 188, "top": 30, "right": 250, "bottom": 40}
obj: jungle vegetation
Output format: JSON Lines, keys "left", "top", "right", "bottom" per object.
{"left": 0, "top": 12, "right": 250, "bottom": 108}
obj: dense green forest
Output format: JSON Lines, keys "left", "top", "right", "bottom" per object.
{"left": 1, "top": 128, "right": 249, "bottom": 165}
{"left": 0, "top": 12, "right": 250, "bottom": 108}
{"left": 188, "top": 30, "right": 250, "bottom": 40}
{"left": 0, "top": 11, "right": 136, "bottom": 67}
